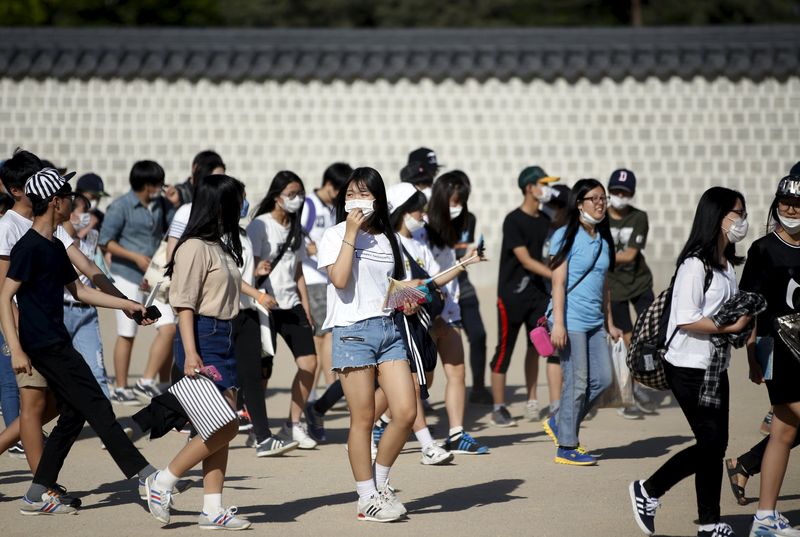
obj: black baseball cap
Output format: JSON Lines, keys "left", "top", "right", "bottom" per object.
{"left": 790, "top": 161, "right": 800, "bottom": 175}
{"left": 407, "top": 147, "right": 441, "bottom": 176}
{"left": 76, "top": 172, "right": 109, "bottom": 197}
{"left": 777, "top": 174, "right": 800, "bottom": 198}
{"left": 608, "top": 168, "right": 637, "bottom": 194}
{"left": 549, "top": 184, "right": 571, "bottom": 206}
{"left": 400, "top": 162, "right": 433, "bottom": 185}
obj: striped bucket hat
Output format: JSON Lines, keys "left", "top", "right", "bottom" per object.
{"left": 24, "top": 167, "right": 76, "bottom": 200}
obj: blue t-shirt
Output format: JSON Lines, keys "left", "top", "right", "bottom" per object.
{"left": 546, "top": 226, "right": 610, "bottom": 332}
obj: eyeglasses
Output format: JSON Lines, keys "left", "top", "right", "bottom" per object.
{"left": 730, "top": 208, "right": 748, "bottom": 219}
{"left": 778, "top": 199, "right": 800, "bottom": 213}
{"left": 580, "top": 195, "right": 609, "bottom": 205}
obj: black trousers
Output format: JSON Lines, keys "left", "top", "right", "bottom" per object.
{"left": 740, "top": 428, "right": 800, "bottom": 476}
{"left": 644, "top": 361, "right": 729, "bottom": 525}
{"left": 459, "top": 293, "right": 487, "bottom": 388}
{"left": 30, "top": 343, "right": 149, "bottom": 486}
{"left": 233, "top": 309, "right": 271, "bottom": 442}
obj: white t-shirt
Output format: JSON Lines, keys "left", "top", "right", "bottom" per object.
{"left": 665, "top": 257, "right": 738, "bottom": 370}
{"left": 300, "top": 191, "right": 336, "bottom": 286}
{"left": 167, "top": 203, "right": 192, "bottom": 240}
{"left": 317, "top": 222, "right": 398, "bottom": 330}
{"left": 239, "top": 232, "right": 256, "bottom": 311}
{"left": 414, "top": 227, "right": 461, "bottom": 323}
{"left": 0, "top": 209, "right": 74, "bottom": 255}
{"left": 246, "top": 213, "right": 303, "bottom": 310}
{"left": 398, "top": 233, "right": 436, "bottom": 282}
{"left": 63, "top": 229, "right": 100, "bottom": 303}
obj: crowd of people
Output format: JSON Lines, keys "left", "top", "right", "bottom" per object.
{"left": 0, "top": 146, "right": 797, "bottom": 536}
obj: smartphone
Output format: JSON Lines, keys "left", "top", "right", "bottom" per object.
{"left": 133, "top": 282, "right": 163, "bottom": 324}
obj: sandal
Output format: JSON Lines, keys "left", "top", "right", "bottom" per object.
{"left": 725, "top": 458, "right": 749, "bottom": 506}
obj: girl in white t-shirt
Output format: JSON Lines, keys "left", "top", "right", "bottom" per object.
{"left": 630, "top": 187, "right": 751, "bottom": 537}
{"left": 317, "top": 167, "right": 419, "bottom": 522}
{"left": 247, "top": 171, "right": 318, "bottom": 450}
{"left": 417, "top": 172, "right": 489, "bottom": 455}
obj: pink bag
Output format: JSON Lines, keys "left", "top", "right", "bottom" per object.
{"left": 529, "top": 316, "right": 555, "bottom": 357}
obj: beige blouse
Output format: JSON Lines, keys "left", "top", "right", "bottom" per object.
{"left": 169, "top": 239, "right": 242, "bottom": 320}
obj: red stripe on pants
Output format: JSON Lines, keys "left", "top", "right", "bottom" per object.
{"left": 494, "top": 298, "right": 509, "bottom": 373}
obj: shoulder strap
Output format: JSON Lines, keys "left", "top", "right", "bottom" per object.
{"left": 301, "top": 197, "right": 317, "bottom": 235}
{"left": 664, "top": 257, "right": 715, "bottom": 348}
{"left": 255, "top": 233, "right": 294, "bottom": 288}
{"left": 566, "top": 241, "right": 603, "bottom": 296}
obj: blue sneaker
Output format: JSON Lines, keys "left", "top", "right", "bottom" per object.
{"left": 554, "top": 446, "right": 596, "bottom": 466}
{"left": 749, "top": 512, "right": 800, "bottom": 536}
{"left": 305, "top": 401, "right": 327, "bottom": 442}
{"left": 542, "top": 415, "right": 559, "bottom": 446}
{"left": 443, "top": 431, "right": 489, "bottom": 455}
{"left": 372, "top": 421, "right": 387, "bottom": 446}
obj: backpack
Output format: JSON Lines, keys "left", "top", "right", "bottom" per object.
{"left": 628, "top": 257, "right": 713, "bottom": 390}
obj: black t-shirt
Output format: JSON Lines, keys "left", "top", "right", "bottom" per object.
{"left": 739, "top": 231, "right": 800, "bottom": 337}
{"left": 457, "top": 212, "right": 478, "bottom": 302}
{"left": 497, "top": 208, "right": 550, "bottom": 302}
{"left": 7, "top": 229, "right": 79, "bottom": 351}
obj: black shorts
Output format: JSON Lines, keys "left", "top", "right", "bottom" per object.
{"left": 490, "top": 295, "right": 547, "bottom": 375}
{"left": 271, "top": 305, "right": 316, "bottom": 359}
{"left": 610, "top": 288, "right": 655, "bottom": 333}
{"left": 765, "top": 337, "right": 800, "bottom": 405}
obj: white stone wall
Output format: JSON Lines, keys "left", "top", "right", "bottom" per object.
{"left": 1, "top": 76, "right": 798, "bottom": 287}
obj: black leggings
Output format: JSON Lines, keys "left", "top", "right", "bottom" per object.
{"left": 459, "top": 293, "right": 487, "bottom": 388}
{"left": 644, "top": 361, "right": 729, "bottom": 525}
{"left": 233, "top": 309, "right": 271, "bottom": 442}
{"left": 739, "top": 428, "right": 800, "bottom": 476}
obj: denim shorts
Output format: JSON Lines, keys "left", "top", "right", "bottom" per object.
{"left": 174, "top": 315, "right": 238, "bottom": 391}
{"left": 331, "top": 316, "right": 408, "bottom": 372}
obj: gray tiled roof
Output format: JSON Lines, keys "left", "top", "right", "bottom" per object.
{"left": 1, "top": 26, "right": 798, "bottom": 82}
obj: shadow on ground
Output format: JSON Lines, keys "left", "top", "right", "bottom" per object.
{"left": 597, "top": 435, "right": 693, "bottom": 460}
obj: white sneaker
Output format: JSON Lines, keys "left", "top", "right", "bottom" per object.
{"left": 357, "top": 493, "right": 400, "bottom": 522}
{"left": 277, "top": 422, "right": 317, "bottom": 450}
{"left": 420, "top": 443, "right": 454, "bottom": 465}
{"left": 749, "top": 512, "right": 800, "bottom": 537}
{"left": 525, "top": 400, "right": 540, "bottom": 420}
{"left": 198, "top": 506, "right": 252, "bottom": 530}
{"left": 379, "top": 483, "right": 407, "bottom": 516}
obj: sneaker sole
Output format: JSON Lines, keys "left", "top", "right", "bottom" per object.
{"left": 199, "top": 522, "right": 252, "bottom": 530}
{"left": 357, "top": 514, "right": 401, "bottom": 523}
{"left": 542, "top": 420, "right": 559, "bottom": 447}
{"left": 554, "top": 456, "right": 596, "bottom": 466}
{"left": 490, "top": 419, "right": 517, "bottom": 428}
{"left": 629, "top": 481, "right": 655, "bottom": 536}
{"left": 113, "top": 399, "right": 142, "bottom": 407}
{"left": 421, "top": 452, "right": 454, "bottom": 465}
{"left": 20, "top": 507, "right": 77, "bottom": 516}
{"left": 256, "top": 442, "right": 299, "bottom": 458}
{"left": 447, "top": 448, "right": 489, "bottom": 455}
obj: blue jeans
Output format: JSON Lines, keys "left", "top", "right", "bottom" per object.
{"left": 0, "top": 331, "right": 20, "bottom": 426}
{"left": 556, "top": 326, "right": 612, "bottom": 448}
{"left": 63, "top": 303, "right": 110, "bottom": 398}
{"left": 174, "top": 315, "right": 238, "bottom": 391}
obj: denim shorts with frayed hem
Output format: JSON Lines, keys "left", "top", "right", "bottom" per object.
{"left": 331, "top": 316, "right": 408, "bottom": 372}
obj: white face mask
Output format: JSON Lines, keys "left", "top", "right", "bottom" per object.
{"left": 404, "top": 214, "right": 424, "bottom": 233}
{"left": 580, "top": 210, "right": 605, "bottom": 225}
{"left": 344, "top": 199, "right": 375, "bottom": 217}
{"left": 778, "top": 214, "right": 800, "bottom": 234}
{"left": 72, "top": 212, "right": 91, "bottom": 230}
{"left": 281, "top": 195, "right": 304, "bottom": 214}
{"left": 609, "top": 194, "right": 631, "bottom": 210}
{"left": 449, "top": 205, "right": 463, "bottom": 221}
{"left": 535, "top": 185, "right": 553, "bottom": 204}
{"left": 420, "top": 187, "right": 433, "bottom": 202}
{"left": 723, "top": 216, "right": 749, "bottom": 243}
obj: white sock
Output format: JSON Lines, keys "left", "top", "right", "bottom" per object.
{"left": 448, "top": 426, "right": 464, "bottom": 437}
{"left": 374, "top": 463, "right": 391, "bottom": 488}
{"left": 527, "top": 399, "right": 538, "bottom": 406}
{"left": 698, "top": 523, "right": 716, "bottom": 532}
{"left": 139, "top": 378, "right": 155, "bottom": 386}
{"left": 756, "top": 509, "right": 777, "bottom": 519}
{"left": 155, "top": 468, "right": 180, "bottom": 491}
{"left": 414, "top": 427, "right": 435, "bottom": 449}
{"left": 493, "top": 404, "right": 505, "bottom": 412}
{"left": 356, "top": 479, "right": 377, "bottom": 502}
{"left": 203, "top": 493, "right": 223, "bottom": 515}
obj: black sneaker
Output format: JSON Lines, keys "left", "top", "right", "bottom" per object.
{"left": 490, "top": 406, "right": 517, "bottom": 427}
{"left": 111, "top": 388, "right": 141, "bottom": 406}
{"left": 52, "top": 484, "right": 82, "bottom": 508}
{"left": 8, "top": 441, "right": 25, "bottom": 459}
{"left": 629, "top": 480, "right": 659, "bottom": 535}
{"left": 132, "top": 381, "right": 162, "bottom": 404}
{"left": 468, "top": 386, "right": 493, "bottom": 405}
{"left": 697, "top": 522, "right": 734, "bottom": 537}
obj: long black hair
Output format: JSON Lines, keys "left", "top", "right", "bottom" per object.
{"left": 253, "top": 170, "right": 305, "bottom": 252}
{"left": 335, "top": 167, "right": 404, "bottom": 280}
{"left": 677, "top": 186, "right": 745, "bottom": 270}
{"left": 550, "top": 178, "right": 615, "bottom": 271}
{"left": 390, "top": 190, "right": 427, "bottom": 232}
{"left": 165, "top": 174, "right": 244, "bottom": 278}
{"left": 426, "top": 171, "right": 470, "bottom": 249}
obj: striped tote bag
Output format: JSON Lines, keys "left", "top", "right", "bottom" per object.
{"left": 167, "top": 375, "right": 237, "bottom": 441}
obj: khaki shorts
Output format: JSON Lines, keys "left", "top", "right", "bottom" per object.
{"left": 16, "top": 365, "right": 48, "bottom": 389}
